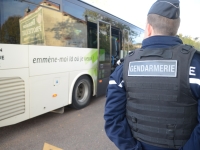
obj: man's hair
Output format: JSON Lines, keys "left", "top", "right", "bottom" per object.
{"left": 147, "top": 14, "right": 180, "bottom": 36}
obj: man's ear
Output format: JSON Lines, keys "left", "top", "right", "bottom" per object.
{"left": 146, "top": 23, "right": 154, "bottom": 37}
{"left": 144, "top": 23, "right": 154, "bottom": 39}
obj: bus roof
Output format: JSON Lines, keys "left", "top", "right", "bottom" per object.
{"left": 67, "top": 0, "right": 144, "bottom": 31}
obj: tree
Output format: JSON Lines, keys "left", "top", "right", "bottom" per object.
{"left": 0, "top": 16, "right": 21, "bottom": 44}
{"left": 178, "top": 34, "right": 200, "bottom": 51}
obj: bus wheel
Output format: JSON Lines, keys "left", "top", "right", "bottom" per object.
{"left": 71, "top": 76, "right": 92, "bottom": 109}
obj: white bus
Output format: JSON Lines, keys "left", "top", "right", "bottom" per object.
{"left": 0, "top": 0, "right": 144, "bottom": 127}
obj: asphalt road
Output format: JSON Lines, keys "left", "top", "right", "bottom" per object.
{"left": 0, "top": 96, "right": 118, "bottom": 150}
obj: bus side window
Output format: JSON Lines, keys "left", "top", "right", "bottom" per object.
{"left": 62, "top": 1, "right": 87, "bottom": 48}
{"left": 87, "top": 22, "right": 97, "bottom": 48}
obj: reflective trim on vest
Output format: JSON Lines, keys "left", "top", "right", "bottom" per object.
{"left": 190, "top": 78, "right": 200, "bottom": 86}
{"left": 109, "top": 80, "right": 117, "bottom": 84}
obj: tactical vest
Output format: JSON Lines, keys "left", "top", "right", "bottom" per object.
{"left": 123, "top": 45, "right": 198, "bottom": 149}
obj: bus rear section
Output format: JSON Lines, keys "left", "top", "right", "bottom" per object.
{"left": 0, "top": 44, "right": 29, "bottom": 127}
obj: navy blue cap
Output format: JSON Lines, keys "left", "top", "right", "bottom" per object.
{"left": 148, "top": 0, "right": 180, "bottom": 19}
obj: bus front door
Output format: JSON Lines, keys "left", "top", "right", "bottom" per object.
{"left": 96, "top": 21, "right": 111, "bottom": 97}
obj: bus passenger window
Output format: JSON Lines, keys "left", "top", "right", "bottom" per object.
{"left": 87, "top": 22, "right": 97, "bottom": 48}
{"left": 62, "top": 1, "right": 87, "bottom": 48}
{"left": 0, "top": 0, "right": 62, "bottom": 45}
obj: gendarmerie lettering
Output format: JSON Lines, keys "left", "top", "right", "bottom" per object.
{"left": 130, "top": 64, "right": 176, "bottom": 73}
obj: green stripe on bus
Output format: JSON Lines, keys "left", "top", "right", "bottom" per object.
{"left": 84, "top": 49, "right": 98, "bottom": 64}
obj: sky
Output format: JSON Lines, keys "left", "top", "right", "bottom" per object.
{"left": 82, "top": 0, "right": 200, "bottom": 38}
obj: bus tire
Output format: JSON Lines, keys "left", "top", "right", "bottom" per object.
{"left": 71, "top": 76, "right": 92, "bottom": 109}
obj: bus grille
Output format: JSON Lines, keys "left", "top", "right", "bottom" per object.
{"left": 0, "top": 77, "right": 25, "bottom": 121}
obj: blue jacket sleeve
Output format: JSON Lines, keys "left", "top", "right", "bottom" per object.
{"left": 181, "top": 52, "right": 200, "bottom": 150}
{"left": 104, "top": 65, "right": 141, "bottom": 150}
